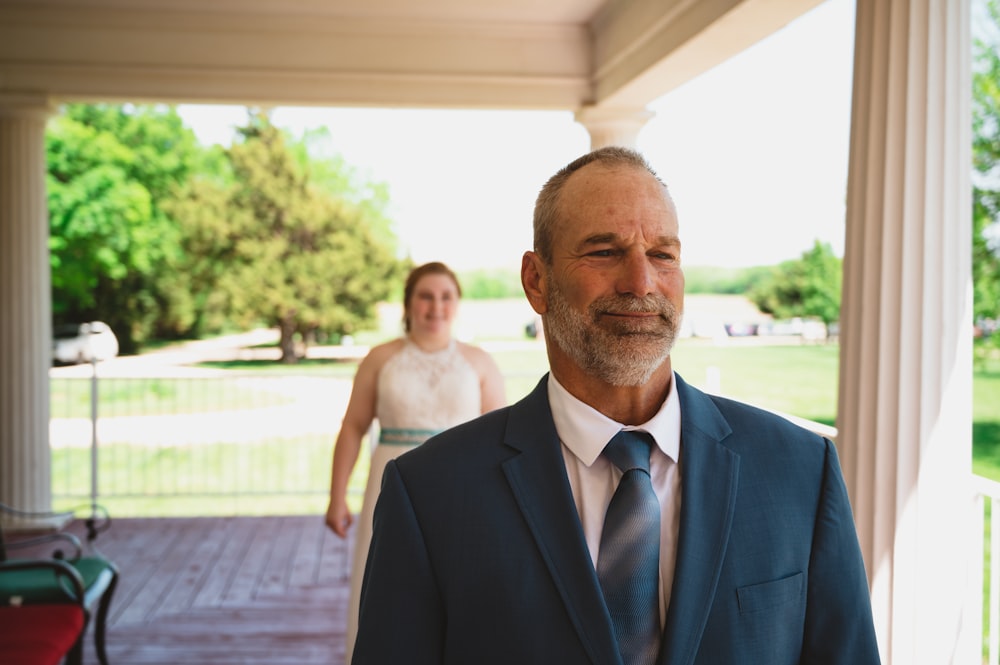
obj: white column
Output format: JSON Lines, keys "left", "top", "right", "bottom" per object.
{"left": 837, "top": 1, "right": 974, "bottom": 664}
{"left": 574, "top": 106, "right": 655, "bottom": 149}
{"left": 0, "top": 93, "right": 54, "bottom": 511}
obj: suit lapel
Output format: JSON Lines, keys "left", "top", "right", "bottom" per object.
{"left": 658, "top": 376, "right": 740, "bottom": 665}
{"left": 501, "top": 376, "right": 622, "bottom": 665}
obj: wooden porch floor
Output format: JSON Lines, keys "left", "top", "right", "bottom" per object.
{"left": 54, "top": 515, "right": 353, "bottom": 665}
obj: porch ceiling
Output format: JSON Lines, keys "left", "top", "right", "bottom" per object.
{"left": 0, "top": 0, "right": 824, "bottom": 110}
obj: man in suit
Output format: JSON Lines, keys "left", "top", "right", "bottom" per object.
{"left": 353, "top": 146, "right": 881, "bottom": 664}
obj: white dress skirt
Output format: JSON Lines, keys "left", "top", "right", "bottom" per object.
{"left": 345, "top": 337, "right": 482, "bottom": 663}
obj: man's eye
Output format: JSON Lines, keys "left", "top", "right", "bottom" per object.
{"left": 588, "top": 249, "right": 615, "bottom": 257}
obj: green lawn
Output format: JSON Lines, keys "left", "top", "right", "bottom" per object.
{"left": 669, "top": 341, "right": 841, "bottom": 426}
{"left": 490, "top": 340, "right": 844, "bottom": 422}
{"left": 973, "top": 353, "right": 1000, "bottom": 482}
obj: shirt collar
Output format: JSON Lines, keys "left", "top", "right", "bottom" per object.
{"left": 547, "top": 372, "right": 681, "bottom": 467}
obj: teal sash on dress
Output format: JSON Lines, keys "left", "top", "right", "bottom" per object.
{"left": 378, "top": 428, "right": 442, "bottom": 445}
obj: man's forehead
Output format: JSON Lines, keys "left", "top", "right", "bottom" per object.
{"left": 557, "top": 171, "right": 675, "bottom": 220}
{"left": 559, "top": 163, "right": 668, "bottom": 206}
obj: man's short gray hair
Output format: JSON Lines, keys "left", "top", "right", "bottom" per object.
{"left": 532, "top": 146, "right": 666, "bottom": 262}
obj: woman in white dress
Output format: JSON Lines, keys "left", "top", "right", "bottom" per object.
{"left": 325, "top": 261, "right": 506, "bottom": 663}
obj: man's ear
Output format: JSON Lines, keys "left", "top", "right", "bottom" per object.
{"left": 521, "top": 251, "right": 548, "bottom": 315}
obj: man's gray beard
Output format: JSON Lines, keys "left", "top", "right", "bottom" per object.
{"left": 543, "top": 274, "right": 681, "bottom": 387}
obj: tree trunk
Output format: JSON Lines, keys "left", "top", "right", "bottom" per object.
{"left": 278, "top": 317, "right": 298, "bottom": 364}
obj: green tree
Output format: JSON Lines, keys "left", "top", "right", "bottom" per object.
{"left": 158, "top": 157, "right": 236, "bottom": 337}
{"left": 287, "top": 126, "right": 400, "bottom": 255}
{"left": 683, "top": 265, "right": 774, "bottom": 294}
{"left": 458, "top": 268, "right": 524, "bottom": 299}
{"left": 47, "top": 104, "right": 209, "bottom": 353}
{"left": 173, "top": 111, "right": 405, "bottom": 362}
{"left": 973, "top": 0, "right": 1000, "bottom": 346}
{"left": 748, "top": 240, "right": 843, "bottom": 324}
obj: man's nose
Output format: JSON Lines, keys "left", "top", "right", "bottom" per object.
{"left": 616, "top": 252, "right": 657, "bottom": 296}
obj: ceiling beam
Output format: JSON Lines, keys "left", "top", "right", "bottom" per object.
{"left": 0, "top": 5, "right": 592, "bottom": 108}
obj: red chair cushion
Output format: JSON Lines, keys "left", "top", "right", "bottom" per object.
{"left": 0, "top": 604, "right": 84, "bottom": 665}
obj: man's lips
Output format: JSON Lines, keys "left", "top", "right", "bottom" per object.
{"left": 600, "top": 310, "right": 663, "bottom": 320}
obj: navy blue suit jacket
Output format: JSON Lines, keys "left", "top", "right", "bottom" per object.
{"left": 353, "top": 374, "right": 880, "bottom": 664}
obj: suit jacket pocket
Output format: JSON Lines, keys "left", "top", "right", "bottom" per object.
{"left": 736, "top": 572, "right": 805, "bottom": 615}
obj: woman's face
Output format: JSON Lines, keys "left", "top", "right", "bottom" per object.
{"left": 407, "top": 273, "right": 460, "bottom": 336}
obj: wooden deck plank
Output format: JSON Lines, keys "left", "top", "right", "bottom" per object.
{"left": 113, "top": 517, "right": 219, "bottom": 625}
{"left": 191, "top": 518, "right": 258, "bottom": 610}
{"left": 288, "top": 515, "right": 325, "bottom": 587}
{"left": 156, "top": 517, "right": 235, "bottom": 615}
{"left": 224, "top": 517, "right": 282, "bottom": 604}
{"left": 255, "top": 517, "right": 299, "bottom": 597}
{"left": 102, "top": 518, "right": 188, "bottom": 625}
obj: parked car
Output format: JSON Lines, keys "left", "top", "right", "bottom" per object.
{"left": 525, "top": 315, "right": 543, "bottom": 339}
{"left": 724, "top": 322, "right": 759, "bottom": 337}
{"left": 52, "top": 321, "right": 119, "bottom": 365}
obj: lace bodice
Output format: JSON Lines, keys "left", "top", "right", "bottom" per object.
{"left": 375, "top": 338, "right": 482, "bottom": 439}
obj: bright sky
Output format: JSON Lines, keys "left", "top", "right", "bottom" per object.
{"left": 177, "top": 0, "right": 854, "bottom": 271}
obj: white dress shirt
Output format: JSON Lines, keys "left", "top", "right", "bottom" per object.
{"left": 547, "top": 373, "right": 682, "bottom": 627}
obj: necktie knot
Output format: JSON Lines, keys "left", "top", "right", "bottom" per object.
{"left": 603, "top": 430, "right": 653, "bottom": 475}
